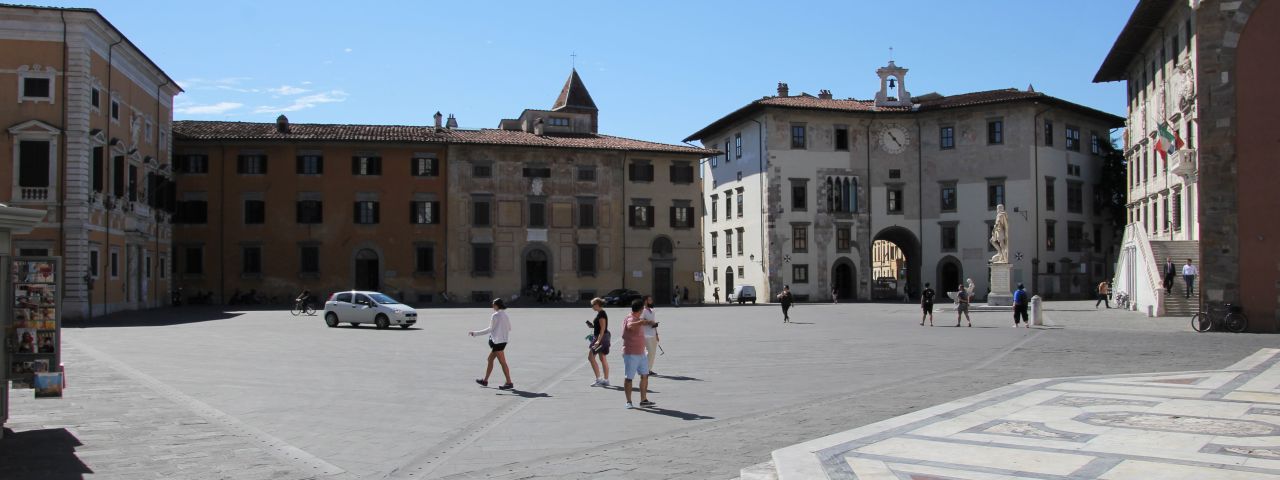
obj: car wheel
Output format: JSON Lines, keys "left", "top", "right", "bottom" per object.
{"left": 400, "top": 324, "right": 410, "bottom": 329}
{"left": 375, "top": 315, "right": 390, "bottom": 330}
{"left": 325, "top": 312, "right": 339, "bottom": 328}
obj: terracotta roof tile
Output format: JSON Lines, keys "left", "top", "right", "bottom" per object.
{"left": 173, "top": 120, "right": 714, "bottom": 156}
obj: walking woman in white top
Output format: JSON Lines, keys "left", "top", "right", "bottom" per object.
{"left": 470, "top": 298, "right": 513, "bottom": 390}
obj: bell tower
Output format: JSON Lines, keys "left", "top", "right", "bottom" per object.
{"left": 874, "top": 60, "right": 912, "bottom": 108}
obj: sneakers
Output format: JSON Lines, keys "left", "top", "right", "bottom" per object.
{"left": 639, "top": 400, "right": 656, "bottom": 407}
{"left": 599, "top": 379, "right": 610, "bottom": 387}
{"left": 475, "top": 379, "right": 488, "bottom": 387}
{"left": 498, "top": 383, "right": 514, "bottom": 390}
{"left": 625, "top": 402, "right": 635, "bottom": 409}
{"left": 590, "top": 379, "right": 603, "bottom": 387}
{"left": 648, "top": 371, "right": 658, "bottom": 377}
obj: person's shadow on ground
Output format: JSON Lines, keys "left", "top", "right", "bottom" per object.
{"left": 0, "top": 427, "right": 92, "bottom": 480}
{"left": 637, "top": 407, "right": 715, "bottom": 421}
{"left": 498, "top": 389, "right": 551, "bottom": 399}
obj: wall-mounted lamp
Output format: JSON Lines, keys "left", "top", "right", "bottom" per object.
{"left": 1010, "top": 206, "right": 1030, "bottom": 221}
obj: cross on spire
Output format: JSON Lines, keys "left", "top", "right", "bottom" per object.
{"left": 571, "top": 52, "right": 577, "bottom": 69}
{"left": 889, "top": 46, "right": 894, "bottom": 62}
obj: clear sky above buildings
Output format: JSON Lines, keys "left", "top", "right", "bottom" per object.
{"left": 40, "top": 0, "right": 1137, "bottom": 145}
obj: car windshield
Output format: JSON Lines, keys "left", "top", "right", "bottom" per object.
{"left": 605, "top": 289, "right": 627, "bottom": 296}
{"left": 368, "top": 293, "right": 399, "bottom": 304}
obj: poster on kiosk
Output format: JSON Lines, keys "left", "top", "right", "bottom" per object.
{"left": 5, "top": 256, "right": 62, "bottom": 398}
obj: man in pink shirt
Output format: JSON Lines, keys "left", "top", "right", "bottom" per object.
{"left": 622, "top": 299, "right": 657, "bottom": 409}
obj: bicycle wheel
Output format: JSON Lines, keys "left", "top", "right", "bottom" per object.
{"left": 290, "top": 303, "right": 301, "bottom": 316}
{"left": 304, "top": 304, "right": 316, "bottom": 316}
{"left": 1191, "top": 312, "right": 1211, "bottom": 332}
{"left": 1224, "top": 312, "right": 1248, "bottom": 333}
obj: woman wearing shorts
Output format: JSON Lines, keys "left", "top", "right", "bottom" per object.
{"left": 470, "top": 298, "right": 513, "bottom": 390}
{"left": 588, "top": 298, "right": 611, "bottom": 387}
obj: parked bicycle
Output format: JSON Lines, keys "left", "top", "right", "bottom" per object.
{"left": 1191, "top": 303, "right": 1247, "bottom": 333}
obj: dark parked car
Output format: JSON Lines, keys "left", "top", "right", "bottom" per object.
{"left": 603, "top": 289, "right": 643, "bottom": 306}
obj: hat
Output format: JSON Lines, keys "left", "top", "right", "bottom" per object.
{"left": 1017, "top": 283, "right": 1025, "bottom": 289}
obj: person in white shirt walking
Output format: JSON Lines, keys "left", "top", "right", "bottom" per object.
{"left": 642, "top": 295, "right": 661, "bottom": 377}
{"left": 470, "top": 298, "right": 513, "bottom": 390}
{"left": 1182, "top": 259, "right": 1198, "bottom": 299}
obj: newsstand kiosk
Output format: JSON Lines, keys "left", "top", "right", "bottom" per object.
{"left": 0, "top": 204, "right": 51, "bottom": 439}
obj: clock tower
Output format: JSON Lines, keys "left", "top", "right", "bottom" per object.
{"left": 874, "top": 61, "right": 913, "bottom": 108}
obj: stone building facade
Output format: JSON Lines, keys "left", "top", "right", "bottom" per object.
{"left": 0, "top": 5, "right": 181, "bottom": 319}
{"left": 689, "top": 64, "right": 1122, "bottom": 303}
{"left": 173, "top": 71, "right": 711, "bottom": 305}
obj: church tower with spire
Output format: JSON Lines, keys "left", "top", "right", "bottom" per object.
{"left": 551, "top": 68, "right": 599, "bottom": 133}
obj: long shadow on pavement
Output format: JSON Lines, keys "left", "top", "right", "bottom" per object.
{"left": 0, "top": 427, "right": 91, "bottom": 480}
{"left": 635, "top": 407, "right": 715, "bottom": 421}
{"left": 64, "top": 306, "right": 242, "bottom": 328}
{"left": 499, "top": 390, "right": 552, "bottom": 399}
{"left": 654, "top": 375, "right": 704, "bottom": 382}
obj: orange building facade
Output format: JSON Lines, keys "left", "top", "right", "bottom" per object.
{"left": 0, "top": 5, "right": 181, "bottom": 319}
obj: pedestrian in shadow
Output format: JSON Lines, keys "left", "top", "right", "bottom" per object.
{"left": 920, "top": 283, "right": 935, "bottom": 326}
{"left": 955, "top": 284, "right": 971, "bottom": 327}
{"left": 778, "top": 285, "right": 794, "bottom": 324}
{"left": 470, "top": 298, "right": 513, "bottom": 390}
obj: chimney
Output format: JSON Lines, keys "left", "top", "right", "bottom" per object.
{"left": 446, "top": 114, "right": 458, "bottom": 129}
{"left": 433, "top": 111, "right": 443, "bottom": 129}
{"left": 777, "top": 82, "right": 789, "bottom": 97}
{"left": 818, "top": 89, "right": 833, "bottom": 99}
{"left": 533, "top": 117, "right": 545, "bottom": 136}
{"left": 276, "top": 114, "right": 290, "bottom": 133}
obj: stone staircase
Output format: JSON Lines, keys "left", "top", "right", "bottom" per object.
{"left": 1149, "top": 240, "right": 1200, "bottom": 316}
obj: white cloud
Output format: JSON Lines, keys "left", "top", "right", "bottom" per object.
{"left": 178, "top": 77, "right": 254, "bottom": 92}
{"left": 253, "top": 90, "right": 348, "bottom": 114}
{"left": 268, "top": 85, "right": 309, "bottom": 96}
{"left": 301, "top": 80, "right": 313, "bottom": 85}
{"left": 175, "top": 101, "right": 244, "bottom": 115}
{"left": 343, "top": 48, "right": 353, "bottom": 53}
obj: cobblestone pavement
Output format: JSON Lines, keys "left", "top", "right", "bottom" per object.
{"left": 2, "top": 301, "right": 1273, "bottom": 479}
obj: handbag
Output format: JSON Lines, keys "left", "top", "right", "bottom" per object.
{"left": 588, "top": 331, "right": 611, "bottom": 352}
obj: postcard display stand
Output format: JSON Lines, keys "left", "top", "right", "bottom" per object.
{"left": 1, "top": 256, "right": 63, "bottom": 429}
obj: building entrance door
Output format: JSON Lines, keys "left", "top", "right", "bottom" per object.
{"left": 653, "top": 267, "right": 672, "bottom": 304}
{"left": 833, "top": 260, "right": 856, "bottom": 300}
{"left": 525, "top": 249, "right": 549, "bottom": 289}
{"left": 355, "top": 249, "right": 379, "bottom": 291}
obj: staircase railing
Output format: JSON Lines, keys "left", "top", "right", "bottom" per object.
{"left": 1128, "top": 223, "right": 1166, "bottom": 315}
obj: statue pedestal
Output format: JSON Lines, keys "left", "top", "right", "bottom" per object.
{"left": 987, "top": 262, "right": 1013, "bottom": 306}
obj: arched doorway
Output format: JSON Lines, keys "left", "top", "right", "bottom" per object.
{"left": 354, "top": 249, "right": 380, "bottom": 291}
{"left": 872, "top": 226, "right": 921, "bottom": 300}
{"left": 524, "top": 247, "right": 550, "bottom": 290}
{"left": 725, "top": 266, "right": 735, "bottom": 295}
{"left": 651, "top": 237, "right": 674, "bottom": 304}
{"left": 832, "top": 257, "right": 857, "bottom": 300}
{"left": 937, "top": 256, "right": 963, "bottom": 294}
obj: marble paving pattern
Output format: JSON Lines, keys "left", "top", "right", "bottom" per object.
{"left": 770, "top": 348, "right": 1280, "bottom": 479}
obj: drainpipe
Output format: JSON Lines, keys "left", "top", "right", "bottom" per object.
{"left": 154, "top": 80, "right": 169, "bottom": 308}
{"left": 1033, "top": 103, "right": 1052, "bottom": 296}
{"left": 103, "top": 35, "right": 123, "bottom": 314}
{"left": 219, "top": 143, "right": 226, "bottom": 304}
{"left": 748, "top": 116, "right": 765, "bottom": 292}
{"left": 916, "top": 118, "right": 924, "bottom": 294}
{"left": 864, "top": 120, "right": 874, "bottom": 299}
{"left": 621, "top": 150, "right": 627, "bottom": 293}
{"left": 58, "top": 11, "right": 69, "bottom": 307}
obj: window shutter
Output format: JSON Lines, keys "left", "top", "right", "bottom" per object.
{"left": 628, "top": 163, "right": 636, "bottom": 181}
{"left": 237, "top": 156, "right": 246, "bottom": 174}
{"left": 296, "top": 156, "right": 304, "bottom": 174}
{"left": 430, "top": 158, "right": 439, "bottom": 176}
{"left": 353, "top": 202, "right": 360, "bottom": 222}
{"left": 431, "top": 201, "right": 440, "bottom": 224}
{"left": 646, "top": 206, "right": 655, "bottom": 227}
{"left": 260, "top": 156, "right": 267, "bottom": 174}
{"left": 669, "top": 206, "right": 677, "bottom": 227}
{"left": 372, "top": 157, "right": 382, "bottom": 175}
{"left": 409, "top": 202, "right": 418, "bottom": 223}
{"left": 296, "top": 203, "right": 304, "bottom": 223}
{"left": 352, "top": 157, "right": 360, "bottom": 175}
{"left": 628, "top": 206, "right": 636, "bottom": 227}
{"left": 372, "top": 202, "right": 380, "bottom": 223}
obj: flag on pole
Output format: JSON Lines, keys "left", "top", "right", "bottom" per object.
{"left": 1155, "top": 123, "right": 1182, "bottom": 161}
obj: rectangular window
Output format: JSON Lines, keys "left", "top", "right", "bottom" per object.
{"left": 669, "top": 162, "right": 694, "bottom": 184}
{"left": 837, "top": 227, "right": 851, "bottom": 252}
{"left": 296, "top": 155, "right": 324, "bottom": 175}
{"left": 710, "top": 232, "right": 718, "bottom": 257}
{"left": 473, "top": 199, "right": 491, "bottom": 226}
{"left": 352, "top": 156, "right": 382, "bottom": 176}
{"left": 89, "top": 249, "right": 100, "bottom": 277}
{"left": 889, "top": 169, "right": 901, "bottom": 179}
{"left": 941, "top": 224, "right": 958, "bottom": 251}
{"left": 940, "top": 184, "right": 957, "bottom": 212}
{"left": 415, "top": 245, "right": 435, "bottom": 274}
{"left": 578, "top": 245, "right": 597, "bottom": 275}
{"left": 670, "top": 206, "right": 694, "bottom": 228}
{"left": 296, "top": 200, "right": 323, "bottom": 224}
{"left": 1044, "top": 120, "right": 1054, "bottom": 146}
{"left": 522, "top": 167, "right": 551, "bottom": 178}
{"left": 183, "top": 247, "right": 202, "bottom": 275}
{"left": 529, "top": 201, "right": 547, "bottom": 228}
{"left": 237, "top": 154, "right": 268, "bottom": 174}
{"left": 354, "top": 201, "right": 380, "bottom": 224}
{"left": 940, "top": 126, "right": 955, "bottom": 150}
{"left": 411, "top": 157, "right": 438, "bottom": 177}
{"left": 887, "top": 188, "right": 903, "bottom": 214}
{"left": 175, "top": 200, "right": 208, "bottom": 224}
{"left": 629, "top": 205, "right": 655, "bottom": 228}
{"left": 1091, "top": 131, "right": 1101, "bottom": 155}
{"left": 91, "top": 87, "right": 100, "bottom": 109}
{"left": 629, "top": 162, "right": 655, "bottom": 182}
{"left": 711, "top": 195, "right": 718, "bottom": 222}
{"left": 1172, "top": 190, "right": 1183, "bottom": 231}
{"left": 472, "top": 164, "right": 492, "bottom": 178}
{"left": 736, "top": 191, "right": 744, "bottom": 218}
{"left": 738, "top": 268, "right": 744, "bottom": 279}
{"left": 987, "top": 120, "right": 1004, "bottom": 144}
{"left": 1045, "top": 178, "right": 1056, "bottom": 211}
{"left": 577, "top": 166, "right": 596, "bottom": 182}
{"left": 21, "top": 77, "right": 50, "bottom": 99}
{"left": 987, "top": 182, "right": 1005, "bottom": 210}
{"left": 736, "top": 227, "right": 744, "bottom": 256}
{"left": 244, "top": 199, "right": 265, "bottom": 224}
{"left": 472, "top": 244, "right": 492, "bottom": 275}
{"left": 835, "top": 127, "right": 849, "bottom": 151}
{"left": 1067, "top": 223, "right": 1084, "bottom": 252}
{"left": 724, "top": 140, "right": 731, "bottom": 163}
{"left": 300, "top": 246, "right": 319, "bottom": 274}
{"left": 1067, "top": 182, "right": 1083, "bottom": 213}
{"left": 110, "top": 99, "right": 120, "bottom": 121}
{"left": 735, "top": 133, "right": 743, "bottom": 158}
{"left": 128, "top": 164, "right": 139, "bottom": 202}
{"left": 793, "top": 265, "right": 809, "bottom": 284}
{"left": 1045, "top": 220, "right": 1057, "bottom": 251}
{"left": 242, "top": 246, "right": 262, "bottom": 275}
{"left": 17, "top": 140, "right": 50, "bottom": 189}
{"left": 791, "top": 125, "right": 806, "bottom": 149}
{"left": 725, "top": 230, "right": 733, "bottom": 258}
{"left": 578, "top": 200, "right": 596, "bottom": 228}
{"left": 92, "top": 147, "right": 105, "bottom": 192}
{"left": 179, "top": 154, "right": 209, "bottom": 174}
{"left": 548, "top": 117, "right": 570, "bottom": 127}
{"left": 410, "top": 201, "right": 440, "bottom": 225}
{"left": 1066, "top": 126, "right": 1081, "bottom": 151}
{"left": 792, "top": 183, "right": 807, "bottom": 211}
{"left": 1093, "top": 224, "right": 1104, "bottom": 253}
{"left": 792, "top": 225, "right": 807, "bottom": 252}
{"left": 725, "top": 194, "right": 732, "bottom": 219}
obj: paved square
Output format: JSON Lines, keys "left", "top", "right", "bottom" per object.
{"left": 3, "top": 301, "right": 1275, "bottom": 479}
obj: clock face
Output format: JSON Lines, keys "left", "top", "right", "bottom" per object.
{"left": 879, "top": 126, "right": 910, "bottom": 154}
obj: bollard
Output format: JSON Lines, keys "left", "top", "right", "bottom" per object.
{"left": 1031, "top": 295, "right": 1044, "bottom": 326}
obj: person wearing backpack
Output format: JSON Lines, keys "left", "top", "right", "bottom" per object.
{"left": 1013, "top": 283, "right": 1030, "bottom": 328}
{"left": 919, "top": 283, "right": 936, "bottom": 326}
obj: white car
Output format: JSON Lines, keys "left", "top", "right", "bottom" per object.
{"left": 323, "top": 291, "right": 417, "bottom": 329}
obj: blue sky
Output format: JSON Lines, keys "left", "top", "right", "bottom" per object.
{"left": 44, "top": 0, "right": 1136, "bottom": 145}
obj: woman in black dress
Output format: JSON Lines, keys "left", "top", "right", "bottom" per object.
{"left": 587, "top": 297, "right": 611, "bottom": 387}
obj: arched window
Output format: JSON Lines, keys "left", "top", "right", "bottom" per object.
{"left": 834, "top": 177, "right": 843, "bottom": 212}
{"left": 850, "top": 177, "right": 859, "bottom": 213}
{"left": 651, "top": 237, "right": 673, "bottom": 258}
{"left": 826, "top": 177, "right": 834, "bottom": 212}
{"left": 842, "top": 178, "right": 851, "bottom": 213}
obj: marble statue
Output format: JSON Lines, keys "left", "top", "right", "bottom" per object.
{"left": 965, "top": 278, "right": 976, "bottom": 298}
{"left": 990, "top": 204, "right": 1009, "bottom": 264}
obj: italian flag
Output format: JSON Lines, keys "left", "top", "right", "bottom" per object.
{"left": 1154, "top": 123, "right": 1185, "bottom": 160}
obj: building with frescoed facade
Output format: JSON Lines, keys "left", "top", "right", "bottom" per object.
{"left": 0, "top": 5, "right": 181, "bottom": 319}
{"left": 173, "top": 70, "right": 712, "bottom": 305}
{"left": 688, "top": 63, "right": 1123, "bottom": 303}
